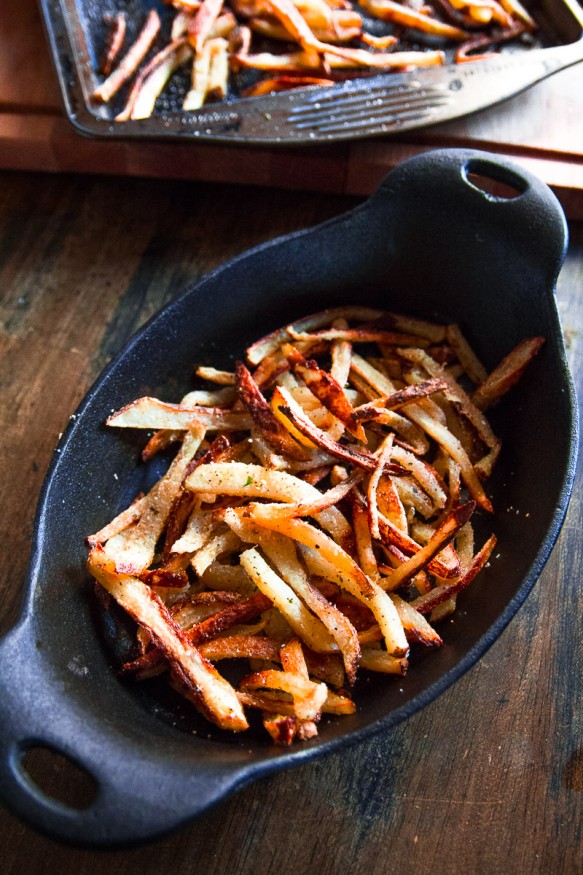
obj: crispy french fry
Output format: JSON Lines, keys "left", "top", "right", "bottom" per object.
{"left": 92, "top": 10, "right": 161, "bottom": 103}
{"left": 88, "top": 546, "right": 248, "bottom": 731}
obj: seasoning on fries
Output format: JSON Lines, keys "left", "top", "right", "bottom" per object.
{"left": 86, "top": 306, "right": 544, "bottom": 743}
{"left": 90, "top": 0, "right": 539, "bottom": 118}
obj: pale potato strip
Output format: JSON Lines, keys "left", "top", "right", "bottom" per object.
{"left": 360, "top": 649, "right": 408, "bottom": 674}
{"left": 104, "top": 425, "right": 205, "bottom": 573}
{"left": 106, "top": 397, "right": 251, "bottom": 431}
{"left": 296, "top": 543, "right": 408, "bottom": 656}
{"left": 239, "top": 504, "right": 375, "bottom": 599}
{"left": 86, "top": 494, "right": 148, "bottom": 547}
{"left": 390, "top": 447, "right": 446, "bottom": 508}
{"left": 446, "top": 324, "right": 488, "bottom": 385}
{"left": 239, "top": 669, "right": 328, "bottom": 721}
{"left": 389, "top": 593, "right": 442, "bottom": 647}
{"left": 224, "top": 511, "right": 360, "bottom": 681}
{"left": 368, "top": 434, "right": 394, "bottom": 539}
{"left": 399, "top": 347, "right": 500, "bottom": 450}
{"left": 402, "top": 399, "right": 493, "bottom": 512}
{"left": 170, "top": 503, "right": 215, "bottom": 553}
{"left": 185, "top": 461, "right": 351, "bottom": 543}
{"left": 195, "top": 366, "right": 236, "bottom": 385}
{"left": 191, "top": 528, "right": 241, "bottom": 576}
{"left": 127, "top": 41, "right": 193, "bottom": 120}
{"left": 351, "top": 353, "right": 491, "bottom": 509}
{"left": 239, "top": 547, "right": 336, "bottom": 652}
{"left": 352, "top": 496, "right": 381, "bottom": 583}
{"left": 330, "top": 318, "right": 352, "bottom": 387}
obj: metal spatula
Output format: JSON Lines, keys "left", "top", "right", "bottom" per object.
{"left": 236, "top": 37, "right": 583, "bottom": 144}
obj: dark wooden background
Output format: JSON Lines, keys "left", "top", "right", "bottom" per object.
{"left": 0, "top": 170, "right": 581, "bottom": 874}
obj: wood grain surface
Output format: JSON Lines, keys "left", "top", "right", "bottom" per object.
{"left": 0, "top": 170, "right": 581, "bottom": 874}
{"left": 1, "top": 0, "right": 583, "bottom": 217}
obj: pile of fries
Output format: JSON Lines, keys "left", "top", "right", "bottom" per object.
{"left": 86, "top": 306, "right": 544, "bottom": 743}
{"left": 91, "top": 0, "right": 538, "bottom": 119}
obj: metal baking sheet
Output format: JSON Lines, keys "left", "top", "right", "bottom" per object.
{"left": 38, "top": 0, "right": 583, "bottom": 144}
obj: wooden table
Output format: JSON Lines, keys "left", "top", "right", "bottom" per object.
{"left": 0, "top": 168, "right": 581, "bottom": 874}
{"left": 2, "top": 0, "right": 583, "bottom": 218}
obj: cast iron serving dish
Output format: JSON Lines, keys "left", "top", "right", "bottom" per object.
{"left": 0, "top": 150, "right": 577, "bottom": 848}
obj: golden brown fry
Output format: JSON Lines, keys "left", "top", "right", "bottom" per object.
{"left": 236, "top": 360, "right": 311, "bottom": 460}
{"left": 472, "top": 337, "right": 545, "bottom": 411}
{"left": 380, "top": 501, "right": 474, "bottom": 592}
{"left": 92, "top": 10, "right": 161, "bottom": 103}
{"left": 360, "top": 0, "right": 470, "bottom": 38}
{"left": 88, "top": 547, "right": 248, "bottom": 731}
{"left": 99, "top": 12, "right": 127, "bottom": 76}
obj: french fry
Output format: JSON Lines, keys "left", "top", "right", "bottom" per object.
{"left": 92, "top": 9, "right": 161, "bottom": 103}
{"left": 103, "top": 425, "right": 206, "bottom": 573}
{"left": 106, "top": 396, "right": 252, "bottom": 431}
{"left": 88, "top": 546, "right": 248, "bottom": 731}
{"left": 99, "top": 12, "right": 127, "bottom": 76}
{"left": 472, "top": 337, "right": 545, "bottom": 411}
{"left": 239, "top": 547, "right": 337, "bottom": 651}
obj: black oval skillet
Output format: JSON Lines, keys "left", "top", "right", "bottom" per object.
{"left": 0, "top": 149, "right": 577, "bottom": 848}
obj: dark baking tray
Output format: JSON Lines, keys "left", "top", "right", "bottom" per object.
{"left": 37, "top": 0, "right": 583, "bottom": 144}
{"left": 0, "top": 149, "right": 577, "bottom": 847}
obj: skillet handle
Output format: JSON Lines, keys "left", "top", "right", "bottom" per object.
{"left": 366, "top": 148, "right": 569, "bottom": 292}
{"left": 0, "top": 622, "right": 238, "bottom": 848}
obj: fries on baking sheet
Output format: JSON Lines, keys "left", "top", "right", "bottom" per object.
{"left": 90, "top": 0, "right": 539, "bottom": 117}
{"left": 86, "top": 306, "right": 544, "bottom": 743}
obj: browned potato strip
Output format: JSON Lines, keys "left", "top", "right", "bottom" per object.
{"left": 282, "top": 343, "right": 366, "bottom": 441}
{"left": 238, "top": 669, "right": 328, "bottom": 720}
{"left": 411, "top": 534, "right": 497, "bottom": 615}
{"left": 360, "top": 649, "right": 408, "bottom": 674}
{"left": 188, "top": 0, "right": 225, "bottom": 52}
{"left": 99, "top": 12, "right": 127, "bottom": 76}
{"left": 377, "top": 513, "right": 459, "bottom": 579}
{"left": 199, "top": 634, "right": 281, "bottom": 661}
{"left": 274, "top": 385, "right": 407, "bottom": 474}
{"left": 92, "top": 10, "right": 161, "bottom": 103}
{"left": 379, "top": 501, "right": 475, "bottom": 592}
{"left": 236, "top": 360, "right": 311, "bottom": 460}
{"left": 360, "top": 0, "right": 470, "bottom": 38}
{"left": 354, "top": 377, "right": 449, "bottom": 420}
{"left": 246, "top": 307, "right": 384, "bottom": 364}
{"left": 472, "top": 337, "right": 545, "bottom": 411}
{"left": 87, "top": 547, "right": 248, "bottom": 731}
